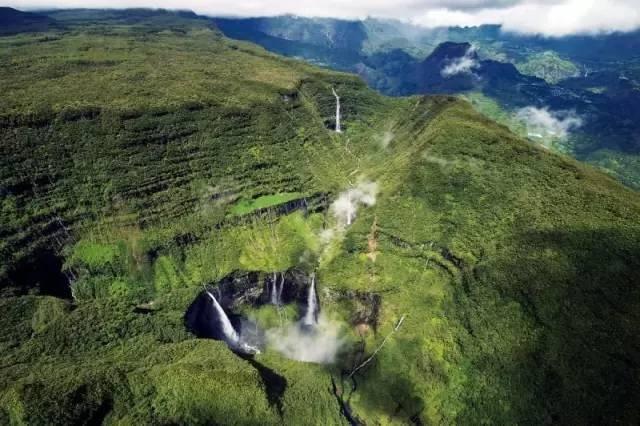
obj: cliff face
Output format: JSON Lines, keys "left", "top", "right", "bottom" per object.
{"left": 1, "top": 13, "right": 640, "bottom": 425}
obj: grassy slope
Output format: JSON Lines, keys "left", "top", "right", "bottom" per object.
{"left": 1, "top": 18, "right": 639, "bottom": 425}
{"left": 461, "top": 91, "right": 640, "bottom": 190}
{"left": 515, "top": 51, "right": 579, "bottom": 84}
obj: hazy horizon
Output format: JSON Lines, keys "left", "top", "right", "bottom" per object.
{"left": 5, "top": 0, "right": 640, "bottom": 37}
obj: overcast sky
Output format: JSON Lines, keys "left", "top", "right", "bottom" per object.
{"left": 7, "top": 0, "right": 640, "bottom": 36}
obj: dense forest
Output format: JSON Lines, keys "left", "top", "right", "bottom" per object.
{"left": 1, "top": 9, "right": 639, "bottom": 425}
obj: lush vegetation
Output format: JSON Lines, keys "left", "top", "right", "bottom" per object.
{"left": 210, "top": 15, "right": 640, "bottom": 191}
{"left": 1, "top": 10, "right": 640, "bottom": 425}
{"left": 515, "top": 50, "right": 579, "bottom": 84}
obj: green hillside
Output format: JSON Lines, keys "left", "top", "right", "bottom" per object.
{"left": 1, "top": 16, "right": 639, "bottom": 425}
{"left": 515, "top": 50, "right": 579, "bottom": 84}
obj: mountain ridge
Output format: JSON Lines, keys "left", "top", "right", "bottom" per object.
{"left": 0, "top": 7, "right": 59, "bottom": 34}
{"left": 207, "top": 13, "right": 640, "bottom": 189}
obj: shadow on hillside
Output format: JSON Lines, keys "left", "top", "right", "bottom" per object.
{"left": 458, "top": 227, "right": 640, "bottom": 424}
{"left": 4, "top": 249, "right": 72, "bottom": 299}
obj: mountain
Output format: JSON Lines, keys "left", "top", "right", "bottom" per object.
{"left": 215, "top": 16, "right": 368, "bottom": 51}
{"left": 213, "top": 16, "right": 367, "bottom": 69}
{"left": 0, "top": 7, "right": 59, "bottom": 35}
{"left": 211, "top": 16, "right": 640, "bottom": 189}
{"left": 410, "top": 43, "right": 640, "bottom": 166}
{"left": 1, "top": 9, "right": 640, "bottom": 425}
{"left": 405, "top": 41, "right": 541, "bottom": 95}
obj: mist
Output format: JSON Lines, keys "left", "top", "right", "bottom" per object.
{"left": 516, "top": 106, "right": 583, "bottom": 139}
{"left": 377, "top": 131, "right": 394, "bottom": 149}
{"left": 266, "top": 314, "right": 345, "bottom": 363}
{"left": 331, "top": 181, "right": 378, "bottom": 227}
{"left": 441, "top": 45, "right": 479, "bottom": 78}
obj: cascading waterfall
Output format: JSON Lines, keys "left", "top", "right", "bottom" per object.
{"left": 346, "top": 191, "right": 353, "bottom": 226}
{"left": 332, "top": 87, "right": 342, "bottom": 133}
{"left": 206, "top": 291, "right": 240, "bottom": 344}
{"left": 303, "top": 274, "right": 318, "bottom": 326}
{"left": 277, "top": 274, "right": 285, "bottom": 305}
{"left": 271, "top": 272, "right": 285, "bottom": 306}
{"left": 271, "top": 272, "right": 278, "bottom": 305}
{"left": 206, "top": 290, "right": 261, "bottom": 354}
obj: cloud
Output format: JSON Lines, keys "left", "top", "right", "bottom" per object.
{"left": 412, "top": 0, "right": 640, "bottom": 37}
{"left": 441, "top": 45, "right": 479, "bottom": 77}
{"left": 516, "top": 106, "right": 583, "bottom": 139}
{"left": 8, "top": 0, "right": 640, "bottom": 37}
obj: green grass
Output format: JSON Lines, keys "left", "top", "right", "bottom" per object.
{"left": 515, "top": 50, "right": 579, "bottom": 84}
{"left": 583, "top": 148, "right": 640, "bottom": 189}
{"left": 230, "top": 192, "right": 304, "bottom": 215}
{"left": 460, "top": 92, "right": 526, "bottom": 136}
{"left": 1, "top": 13, "right": 640, "bottom": 426}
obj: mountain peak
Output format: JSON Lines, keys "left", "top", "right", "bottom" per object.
{"left": 429, "top": 41, "right": 475, "bottom": 61}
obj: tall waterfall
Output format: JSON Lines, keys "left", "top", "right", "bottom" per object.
{"left": 303, "top": 274, "right": 318, "bottom": 326}
{"left": 277, "top": 274, "right": 284, "bottom": 304}
{"left": 271, "top": 272, "right": 285, "bottom": 306}
{"left": 271, "top": 272, "right": 278, "bottom": 305}
{"left": 206, "top": 291, "right": 240, "bottom": 344}
{"left": 332, "top": 88, "right": 342, "bottom": 133}
{"left": 346, "top": 191, "right": 353, "bottom": 226}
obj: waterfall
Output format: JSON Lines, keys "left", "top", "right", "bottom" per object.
{"left": 277, "top": 273, "right": 285, "bottom": 305}
{"left": 346, "top": 191, "right": 353, "bottom": 226}
{"left": 271, "top": 272, "right": 278, "bottom": 305}
{"left": 271, "top": 272, "right": 285, "bottom": 306}
{"left": 332, "top": 87, "right": 342, "bottom": 133}
{"left": 303, "top": 274, "right": 318, "bottom": 326}
{"left": 206, "top": 291, "right": 240, "bottom": 344}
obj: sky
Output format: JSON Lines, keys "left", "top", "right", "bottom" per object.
{"left": 7, "top": 0, "right": 640, "bottom": 36}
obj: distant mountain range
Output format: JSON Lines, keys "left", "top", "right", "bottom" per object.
{"left": 213, "top": 16, "right": 640, "bottom": 189}
{"left": 0, "top": 7, "right": 59, "bottom": 35}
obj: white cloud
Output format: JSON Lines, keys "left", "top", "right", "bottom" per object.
{"left": 412, "top": 0, "right": 640, "bottom": 37}
{"left": 516, "top": 106, "right": 583, "bottom": 139}
{"left": 441, "top": 45, "right": 479, "bottom": 77}
{"left": 8, "top": 0, "right": 640, "bottom": 37}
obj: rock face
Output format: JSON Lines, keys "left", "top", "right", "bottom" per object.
{"left": 184, "top": 269, "right": 318, "bottom": 340}
{"left": 213, "top": 269, "right": 313, "bottom": 308}
{"left": 185, "top": 291, "right": 237, "bottom": 340}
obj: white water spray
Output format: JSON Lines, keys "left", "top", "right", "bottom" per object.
{"left": 331, "top": 181, "right": 378, "bottom": 228}
{"left": 265, "top": 275, "right": 345, "bottom": 363}
{"left": 303, "top": 274, "right": 318, "bottom": 326}
{"left": 332, "top": 87, "right": 342, "bottom": 133}
{"left": 346, "top": 191, "right": 353, "bottom": 225}
{"left": 206, "top": 291, "right": 240, "bottom": 344}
